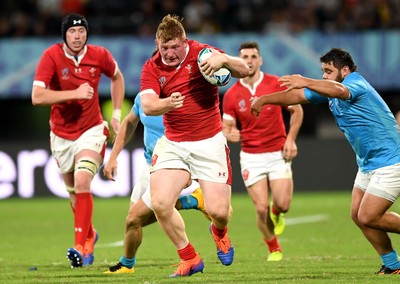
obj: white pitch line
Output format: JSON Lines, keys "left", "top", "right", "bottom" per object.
{"left": 97, "top": 214, "right": 329, "bottom": 248}
{"left": 285, "top": 214, "right": 329, "bottom": 225}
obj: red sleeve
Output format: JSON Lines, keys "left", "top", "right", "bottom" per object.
{"left": 34, "top": 47, "right": 57, "bottom": 87}
{"left": 222, "top": 84, "right": 238, "bottom": 120}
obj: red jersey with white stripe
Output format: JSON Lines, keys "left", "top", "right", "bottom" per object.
{"left": 33, "top": 43, "right": 117, "bottom": 140}
{"left": 223, "top": 72, "right": 287, "bottom": 153}
{"left": 140, "top": 40, "right": 222, "bottom": 142}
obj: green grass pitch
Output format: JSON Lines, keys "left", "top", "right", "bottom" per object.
{"left": 1, "top": 191, "right": 400, "bottom": 283}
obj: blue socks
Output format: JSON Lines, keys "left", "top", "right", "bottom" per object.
{"left": 381, "top": 250, "right": 400, "bottom": 270}
{"left": 120, "top": 256, "right": 136, "bottom": 269}
{"left": 179, "top": 195, "right": 198, "bottom": 209}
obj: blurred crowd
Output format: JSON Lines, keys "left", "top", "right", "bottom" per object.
{"left": 1, "top": 0, "right": 400, "bottom": 38}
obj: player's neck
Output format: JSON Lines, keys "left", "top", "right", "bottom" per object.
{"left": 242, "top": 70, "right": 261, "bottom": 88}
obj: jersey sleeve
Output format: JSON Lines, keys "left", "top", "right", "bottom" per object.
{"left": 33, "top": 48, "right": 56, "bottom": 88}
{"left": 343, "top": 74, "right": 368, "bottom": 101}
{"left": 132, "top": 94, "right": 140, "bottom": 116}
{"left": 304, "top": 88, "right": 329, "bottom": 104}
{"left": 140, "top": 60, "right": 160, "bottom": 96}
{"left": 99, "top": 47, "right": 117, "bottom": 78}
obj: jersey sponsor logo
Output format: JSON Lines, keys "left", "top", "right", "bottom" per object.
{"left": 75, "top": 67, "right": 82, "bottom": 73}
{"left": 186, "top": 64, "right": 193, "bottom": 75}
{"left": 238, "top": 99, "right": 247, "bottom": 112}
{"left": 159, "top": 76, "right": 166, "bottom": 86}
{"left": 89, "top": 67, "right": 96, "bottom": 77}
{"left": 61, "top": 67, "right": 69, "bottom": 80}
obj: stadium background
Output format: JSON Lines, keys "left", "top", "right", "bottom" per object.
{"left": 0, "top": 0, "right": 399, "bottom": 199}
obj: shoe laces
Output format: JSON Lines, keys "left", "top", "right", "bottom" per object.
{"left": 213, "top": 234, "right": 231, "bottom": 254}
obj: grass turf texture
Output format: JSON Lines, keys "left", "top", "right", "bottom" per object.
{"left": 1, "top": 192, "right": 400, "bottom": 283}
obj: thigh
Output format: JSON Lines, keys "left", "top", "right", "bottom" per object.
{"left": 200, "top": 179, "right": 231, "bottom": 212}
{"left": 131, "top": 163, "right": 150, "bottom": 203}
{"left": 246, "top": 177, "right": 269, "bottom": 207}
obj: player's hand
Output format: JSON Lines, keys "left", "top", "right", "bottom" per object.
{"left": 278, "top": 74, "right": 305, "bottom": 91}
{"left": 250, "top": 96, "right": 262, "bottom": 117}
{"left": 170, "top": 92, "right": 185, "bottom": 109}
{"left": 110, "top": 119, "right": 120, "bottom": 136}
{"left": 199, "top": 49, "right": 223, "bottom": 76}
{"left": 76, "top": 82, "right": 94, "bottom": 100}
{"left": 282, "top": 140, "right": 298, "bottom": 162}
{"left": 103, "top": 159, "right": 117, "bottom": 181}
{"left": 228, "top": 128, "right": 241, "bottom": 142}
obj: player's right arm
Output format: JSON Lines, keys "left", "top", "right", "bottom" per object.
{"left": 140, "top": 91, "right": 184, "bottom": 116}
{"left": 31, "top": 83, "right": 94, "bottom": 106}
{"left": 103, "top": 110, "right": 140, "bottom": 181}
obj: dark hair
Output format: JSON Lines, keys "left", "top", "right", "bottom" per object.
{"left": 239, "top": 41, "right": 260, "bottom": 53}
{"left": 320, "top": 48, "right": 357, "bottom": 72}
{"left": 61, "top": 13, "right": 89, "bottom": 43}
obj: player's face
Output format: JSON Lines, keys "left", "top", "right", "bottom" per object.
{"left": 65, "top": 26, "right": 87, "bottom": 55}
{"left": 321, "top": 61, "right": 344, "bottom": 82}
{"left": 239, "top": 48, "right": 262, "bottom": 77}
{"left": 157, "top": 38, "right": 188, "bottom": 67}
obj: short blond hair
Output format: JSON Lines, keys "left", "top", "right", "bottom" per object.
{"left": 156, "top": 14, "right": 186, "bottom": 43}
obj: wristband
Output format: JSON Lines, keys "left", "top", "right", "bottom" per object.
{"left": 112, "top": 109, "right": 121, "bottom": 121}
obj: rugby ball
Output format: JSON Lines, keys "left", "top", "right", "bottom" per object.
{"left": 197, "top": 48, "right": 231, "bottom": 86}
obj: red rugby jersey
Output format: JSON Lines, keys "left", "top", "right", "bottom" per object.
{"left": 33, "top": 43, "right": 116, "bottom": 140}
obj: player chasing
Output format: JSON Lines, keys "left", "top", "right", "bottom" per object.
{"left": 102, "top": 93, "right": 210, "bottom": 274}
{"left": 222, "top": 41, "right": 303, "bottom": 262}
{"left": 31, "top": 13, "right": 125, "bottom": 268}
{"left": 251, "top": 47, "right": 400, "bottom": 275}
{"left": 139, "top": 14, "right": 249, "bottom": 277}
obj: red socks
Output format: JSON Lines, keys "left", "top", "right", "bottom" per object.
{"left": 74, "top": 192, "right": 93, "bottom": 249}
{"left": 264, "top": 236, "right": 281, "bottom": 253}
{"left": 178, "top": 243, "right": 197, "bottom": 261}
{"left": 211, "top": 224, "right": 227, "bottom": 238}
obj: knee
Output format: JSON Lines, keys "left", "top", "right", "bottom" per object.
{"left": 272, "top": 200, "right": 291, "bottom": 214}
{"left": 357, "top": 212, "right": 377, "bottom": 228}
{"left": 209, "top": 206, "right": 230, "bottom": 223}
{"left": 125, "top": 214, "right": 142, "bottom": 230}
{"left": 256, "top": 204, "right": 269, "bottom": 219}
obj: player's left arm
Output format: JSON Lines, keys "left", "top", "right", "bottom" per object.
{"left": 201, "top": 49, "right": 249, "bottom": 78}
{"left": 110, "top": 69, "right": 125, "bottom": 135}
{"left": 283, "top": 104, "right": 303, "bottom": 161}
{"left": 279, "top": 75, "right": 350, "bottom": 100}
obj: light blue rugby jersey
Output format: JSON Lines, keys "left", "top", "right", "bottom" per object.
{"left": 304, "top": 72, "right": 400, "bottom": 173}
{"left": 132, "top": 94, "right": 164, "bottom": 165}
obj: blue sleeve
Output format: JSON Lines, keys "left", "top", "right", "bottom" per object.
{"left": 304, "top": 88, "right": 329, "bottom": 104}
{"left": 132, "top": 94, "right": 140, "bottom": 116}
{"left": 342, "top": 73, "right": 368, "bottom": 101}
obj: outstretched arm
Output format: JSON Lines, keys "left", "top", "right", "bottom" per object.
{"left": 279, "top": 74, "right": 350, "bottom": 100}
{"left": 250, "top": 88, "right": 308, "bottom": 117}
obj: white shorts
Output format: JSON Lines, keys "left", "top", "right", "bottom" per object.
{"left": 131, "top": 162, "right": 201, "bottom": 209}
{"left": 50, "top": 121, "right": 109, "bottom": 174}
{"left": 354, "top": 163, "right": 400, "bottom": 202}
{"left": 151, "top": 132, "right": 231, "bottom": 184}
{"left": 240, "top": 150, "right": 292, "bottom": 187}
